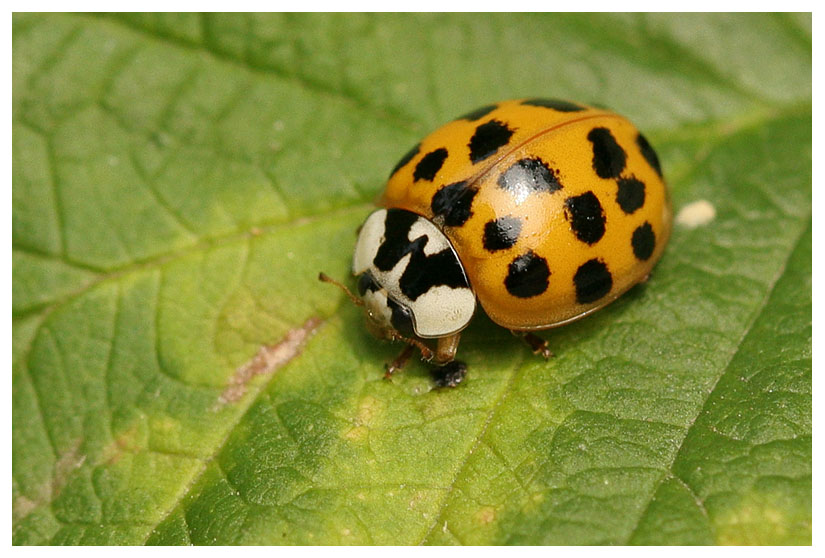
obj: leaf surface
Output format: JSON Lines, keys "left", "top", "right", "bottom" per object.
{"left": 12, "top": 13, "right": 811, "bottom": 545}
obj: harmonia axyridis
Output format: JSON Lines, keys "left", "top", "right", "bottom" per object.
{"left": 321, "top": 98, "right": 671, "bottom": 385}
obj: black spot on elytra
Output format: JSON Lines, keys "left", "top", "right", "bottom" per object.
{"left": 413, "top": 148, "right": 448, "bottom": 182}
{"left": 574, "top": 259, "right": 613, "bottom": 304}
{"left": 431, "top": 181, "right": 478, "bottom": 227}
{"left": 483, "top": 216, "right": 522, "bottom": 252}
{"left": 505, "top": 250, "right": 550, "bottom": 298}
{"left": 387, "top": 297, "right": 415, "bottom": 336}
{"left": 372, "top": 209, "right": 469, "bottom": 301}
{"left": 497, "top": 157, "right": 562, "bottom": 197}
{"left": 458, "top": 104, "right": 498, "bottom": 121}
{"left": 564, "top": 192, "right": 606, "bottom": 245}
{"left": 636, "top": 132, "right": 663, "bottom": 178}
{"left": 468, "top": 120, "right": 515, "bottom": 164}
{"left": 359, "top": 269, "right": 419, "bottom": 336}
{"left": 588, "top": 127, "right": 626, "bottom": 179}
{"left": 389, "top": 143, "right": 420, "bottom": 178}
{"left": 631, "top": 222, "right": 656, "bottom": 261}
{"left": 616, "top": 176, "right": 646, "bottom": 214}
{"left": 522, "top": 98, "right": 585, "bottom": 112}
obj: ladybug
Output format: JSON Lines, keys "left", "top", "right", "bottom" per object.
{"left": 321, "top": 98, "right": 671, "bottom": 385}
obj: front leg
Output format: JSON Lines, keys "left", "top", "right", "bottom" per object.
{"left": 383, "top": 332, "right": 434, "bottom": 380}
{"left": 388, "top": 331, "right": 433, "bottom": 362}
{"left": 384, "top": 344, "right": 415, "bottom": 379}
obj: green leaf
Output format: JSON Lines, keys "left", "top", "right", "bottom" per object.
{"left": 13, "top": 13, "right": 810, "bottom": 545}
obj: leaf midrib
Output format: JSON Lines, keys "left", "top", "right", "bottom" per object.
{"left": 418, "top": 352, "right": 528, "bottom": 545}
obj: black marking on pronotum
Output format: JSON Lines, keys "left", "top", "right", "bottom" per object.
{"left": 431, "top": 181, "right": 478, "bottom": 227}
{"left": 631, "top": 222, "right": 656, "bottom": 261}
{"left": 372, "top": 209, "right": 469, "bottom": 301}
{"left": 574, "top": 258, "right": 613, "bottom": 304}
{"left": 373, "top": 209, "right": 423, "bottom": 272}
{"left": 636, "top": 132, "right": 663, "bottom": 178}
{"left": 389, "top": 143, "right": 420, "bottom": 178}
{"left": 588, "top": 127, "right": 626, "bottom": 179}
{"left": 387, "top": 297, "right": 415, "bottom": 336}
{"left": 497, "top": 157, "right": 562, "bottom": 196}
{"left": 358, "top": 261, "right": 420, "bottom": 336}
{"left": 505, "top": 250, "right": 551, "bottom": 298}
{"left": 400, "top": 247, "right": 468, "bottom": 301}
{"left": 521, "top": 98, "right": 585, "bottom": 112}
{"left": 483, "top": 216, "right": 522, "bottom": 252}
{"left": 413, "top": 148, "right": 448, "bottom": 182}
{"left": 468, "top": 120, "right": 515, "bottom": 164}
{"left": 357, "top": 272, "right": 380, "bottom": 296}
{"left": 458, "top": 104, "right": 498, "bottom": 121}
{"left": 564, "top": 191, "right": 606, "bottom": 245}
{"left": 616, "top": 176, "right": 646, "bottom": 214}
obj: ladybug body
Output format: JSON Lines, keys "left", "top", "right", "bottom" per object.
{"left": 348, "top": 98, "right": 671, "bottom": 370}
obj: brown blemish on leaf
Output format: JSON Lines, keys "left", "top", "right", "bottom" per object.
{"left": 408, "top": 490, "right": 425, "bottom": 510}
{"left": 217, "top": 317, "right": 323, "bottom": 406}
{"left": 356, "top": 395, "right": 384, "bottom": 426}
{"left": 343, "top": 395, "right": 385, "bottom": 443}
{"left": 101, "top": 423, "right": 143, "bottom": 465}
{"left": 52, "top": 438, "right": 86, "bottom": 499}
{"left": 13, "top": 495, "right": 39, "bottom": 522}
{"left": 13, "top": 440, "right": 85, "bottom": 523}
{"left": 475, "top": 506, "right": 496, "bottom": 525}
{"left": 343, "top": 425, "right": 369, "bottom": 442}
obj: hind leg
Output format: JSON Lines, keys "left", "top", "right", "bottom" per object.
{"left": 512, "top": 331, "right": 554, "bottom": 359}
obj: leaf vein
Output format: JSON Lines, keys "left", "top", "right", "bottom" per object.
{"left": 69, "top": 13, "right": 421, "bottom": 134}
{"left": 624, "top": 216, "right": 811, "bottom": 544}
{"left": 139, "top": 316, "right": 327, "bottom": 544}
{"left": 418, "top": 352, "right": 527, "bottom": 544}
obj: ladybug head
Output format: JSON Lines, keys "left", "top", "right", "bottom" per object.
{"left": 350, "top": 208, "right": 476, "bottom": 340}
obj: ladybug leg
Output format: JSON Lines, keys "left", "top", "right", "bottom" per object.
{"left": 425, "top": 334, "right": 465, "bottom": 388}
{"left": 384, "top": 343, "right": 415, "bottom": 379}
{"left": 384, "top": 332, "right": 435, "bottom": 379}
{"left": 434, "top": 333, "right": 461, "bottom": 365}
{"left": 512, "top": 331, "right": 554, "bottom": 359}
{"left": 389, "top": 332, "right": 434, "bottom": 362}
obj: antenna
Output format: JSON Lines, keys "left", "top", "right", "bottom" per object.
{"left": 318, "top": 272, "right": 364, "bottom": 307}
{"left": 319, "top": 273, "right": 434, "bottom": 362}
